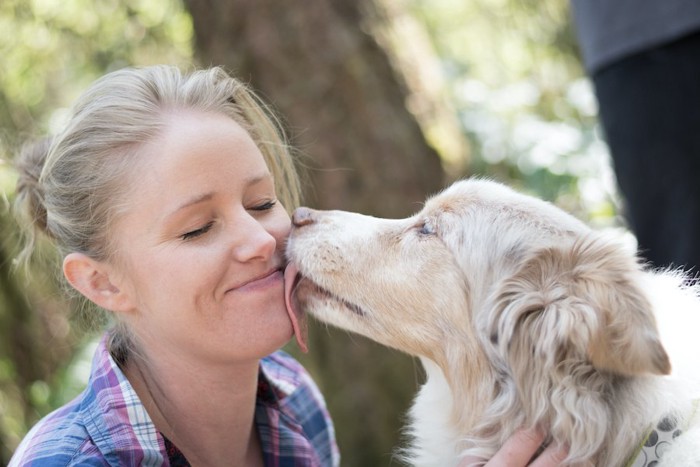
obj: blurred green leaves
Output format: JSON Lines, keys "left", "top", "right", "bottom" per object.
{"left": 0, "top": 0, "right": 193, "bottom": 138}
{"left": 409, "top": 0, "right": 620, "bottom": 226}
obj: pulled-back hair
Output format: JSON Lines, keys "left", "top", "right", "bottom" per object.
{"left": 13, "top": 65, "right": 302, "bottom": 358}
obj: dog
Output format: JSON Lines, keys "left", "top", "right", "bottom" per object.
{"left": 283, "top": 178, "right": 700, "bottom": 466}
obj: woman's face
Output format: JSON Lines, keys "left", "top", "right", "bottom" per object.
{"left": 110, "top": 110, "right": 294, "bottom": 365}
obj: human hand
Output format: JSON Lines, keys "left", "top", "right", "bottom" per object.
{"left": 459, "top": 428, "right": 567, "bottom": 467}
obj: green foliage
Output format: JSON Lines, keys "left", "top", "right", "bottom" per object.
{"left": 409, "top": 0, "right": 621, "bottom": 227}
{"left": 0, "top": 0, "right": 193, "bottom": 139}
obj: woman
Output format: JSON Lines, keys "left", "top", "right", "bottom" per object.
{"left": 10, "top": 65, "right": 564, "bottom": 466}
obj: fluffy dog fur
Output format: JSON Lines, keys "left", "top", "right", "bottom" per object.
{"left": 284, "top": 179, "right": 700, "bottom": 466}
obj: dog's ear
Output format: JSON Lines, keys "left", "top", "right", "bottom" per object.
{"left": 491, "top": 234, "right": 671, "bottom": 378}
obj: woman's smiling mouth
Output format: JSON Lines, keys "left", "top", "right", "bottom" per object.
{"left": 228, "top": 268, "right": 284, "bottom": 293}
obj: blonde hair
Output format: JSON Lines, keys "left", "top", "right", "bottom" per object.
{"left": 13, "top": 65, "right": 302, "bottom": 358}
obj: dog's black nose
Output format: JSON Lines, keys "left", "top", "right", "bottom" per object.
{"left": 292, "top": 207, "right": 316, "bottom": 227}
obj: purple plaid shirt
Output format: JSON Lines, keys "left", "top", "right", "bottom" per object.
{"left": 10, "top": 334, "right": 340, "bottom": 466}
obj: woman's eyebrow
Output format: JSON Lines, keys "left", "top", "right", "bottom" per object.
{"left": 164, "top": 173, "right": 272, "bottom": 220}
{"left": 166, "top": 192, "right": 215, "bottom": 220}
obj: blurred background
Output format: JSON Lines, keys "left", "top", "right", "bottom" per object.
{"left": 0, "top": 0, "right": 623, "bottom": 465}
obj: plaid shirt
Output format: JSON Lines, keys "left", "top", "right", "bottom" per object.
{"left": 10, "top": 334, "right": 340, "bottom": 467}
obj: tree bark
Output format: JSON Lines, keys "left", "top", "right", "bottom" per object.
{"left": 185, "top": 0, "right": 445, "bottom": 216}
{"left": 183, "top": 1, "right": 448, "bottom": 464}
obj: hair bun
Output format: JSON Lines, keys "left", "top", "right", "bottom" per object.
{"left": 14, "top": 136, "right": 53, "bottom": 236}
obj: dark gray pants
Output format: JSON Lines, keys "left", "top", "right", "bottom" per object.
{"left": 593, "top": 31, "right": 700, "bottom": 274}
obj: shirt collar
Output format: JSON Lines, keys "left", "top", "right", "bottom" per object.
{"left": 82, "top": 334, "right": 165, "bottom": 466}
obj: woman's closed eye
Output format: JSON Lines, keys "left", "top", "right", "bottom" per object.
{"left": 250, "top": 200, "right": 277, "bottom": 212}
{"left": 179, "top": 200, "right": 276, "bottom": 241}
{"left": 181, "top": 221, "right": 214, "bottom": 241}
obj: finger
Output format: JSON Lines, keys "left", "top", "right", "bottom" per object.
{"left": 457, "top": 456, "right": 482, "bottom": 467}
{"left": 528, "top": 443, "right": 568, "bottom": 467}
{"left": 484, "top": 428, "right": 545, "bottom": 466}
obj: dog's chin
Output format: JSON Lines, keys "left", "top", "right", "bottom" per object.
{"left": 294, "top": 276, "right": 369, "bottom": 327}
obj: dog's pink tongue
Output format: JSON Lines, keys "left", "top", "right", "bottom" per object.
{"left": 283, "top": 263, "right": 308, "bottom": 353}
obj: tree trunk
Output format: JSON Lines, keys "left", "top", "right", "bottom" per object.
{"left": 184, "top": 0, "right": 445, "bottom": 216}
{"left": 183, "top": 1, "right": 449, "bottom": 464}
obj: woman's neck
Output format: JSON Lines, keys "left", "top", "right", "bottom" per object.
{"left": 122, "top": 349, "right": 264, "bottom": 467}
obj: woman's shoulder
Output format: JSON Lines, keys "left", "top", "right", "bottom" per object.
{"left": 10, "top": 336, "right": 155, "bottom": 466}
{"left": 8, "top": 396, "right": 105, "bottom": 466}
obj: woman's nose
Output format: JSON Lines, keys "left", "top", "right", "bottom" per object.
{"left": 292, "top": 207, "right": 317, "bottom": 227}
{"left": 232, "top": 216, "right": 277, "bottom": 262}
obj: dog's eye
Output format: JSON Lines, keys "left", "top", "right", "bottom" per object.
{"left": 418, "top": 221, "right": 436, "bottom": 236}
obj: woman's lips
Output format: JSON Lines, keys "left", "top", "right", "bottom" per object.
{"left": 229, "top": 268, "right": 283, "bottom": 293}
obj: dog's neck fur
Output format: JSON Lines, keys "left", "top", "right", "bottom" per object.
{"left": 406, "top": 357, "right": 471, "bottom": 467}
{"left": 406, "top": 354, "right": 693, "bottom": 467}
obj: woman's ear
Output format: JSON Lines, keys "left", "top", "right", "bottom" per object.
{"left": 63, "top": 252, "right": 135, "bottom": 313}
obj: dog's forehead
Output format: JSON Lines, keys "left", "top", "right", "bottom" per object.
{"left": 423, "top": 179, "right": 525, "bottom": 214}
{"left": 422, "top": 179, "right": 587, "bottom": 236}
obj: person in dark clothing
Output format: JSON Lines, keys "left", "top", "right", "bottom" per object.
{"left": 570, "top": 0, "right": 700, "bottom": 273}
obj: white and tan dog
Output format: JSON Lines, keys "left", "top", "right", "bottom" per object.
{"left": 283, "top": 178, "right": 700, "bottom": 466}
